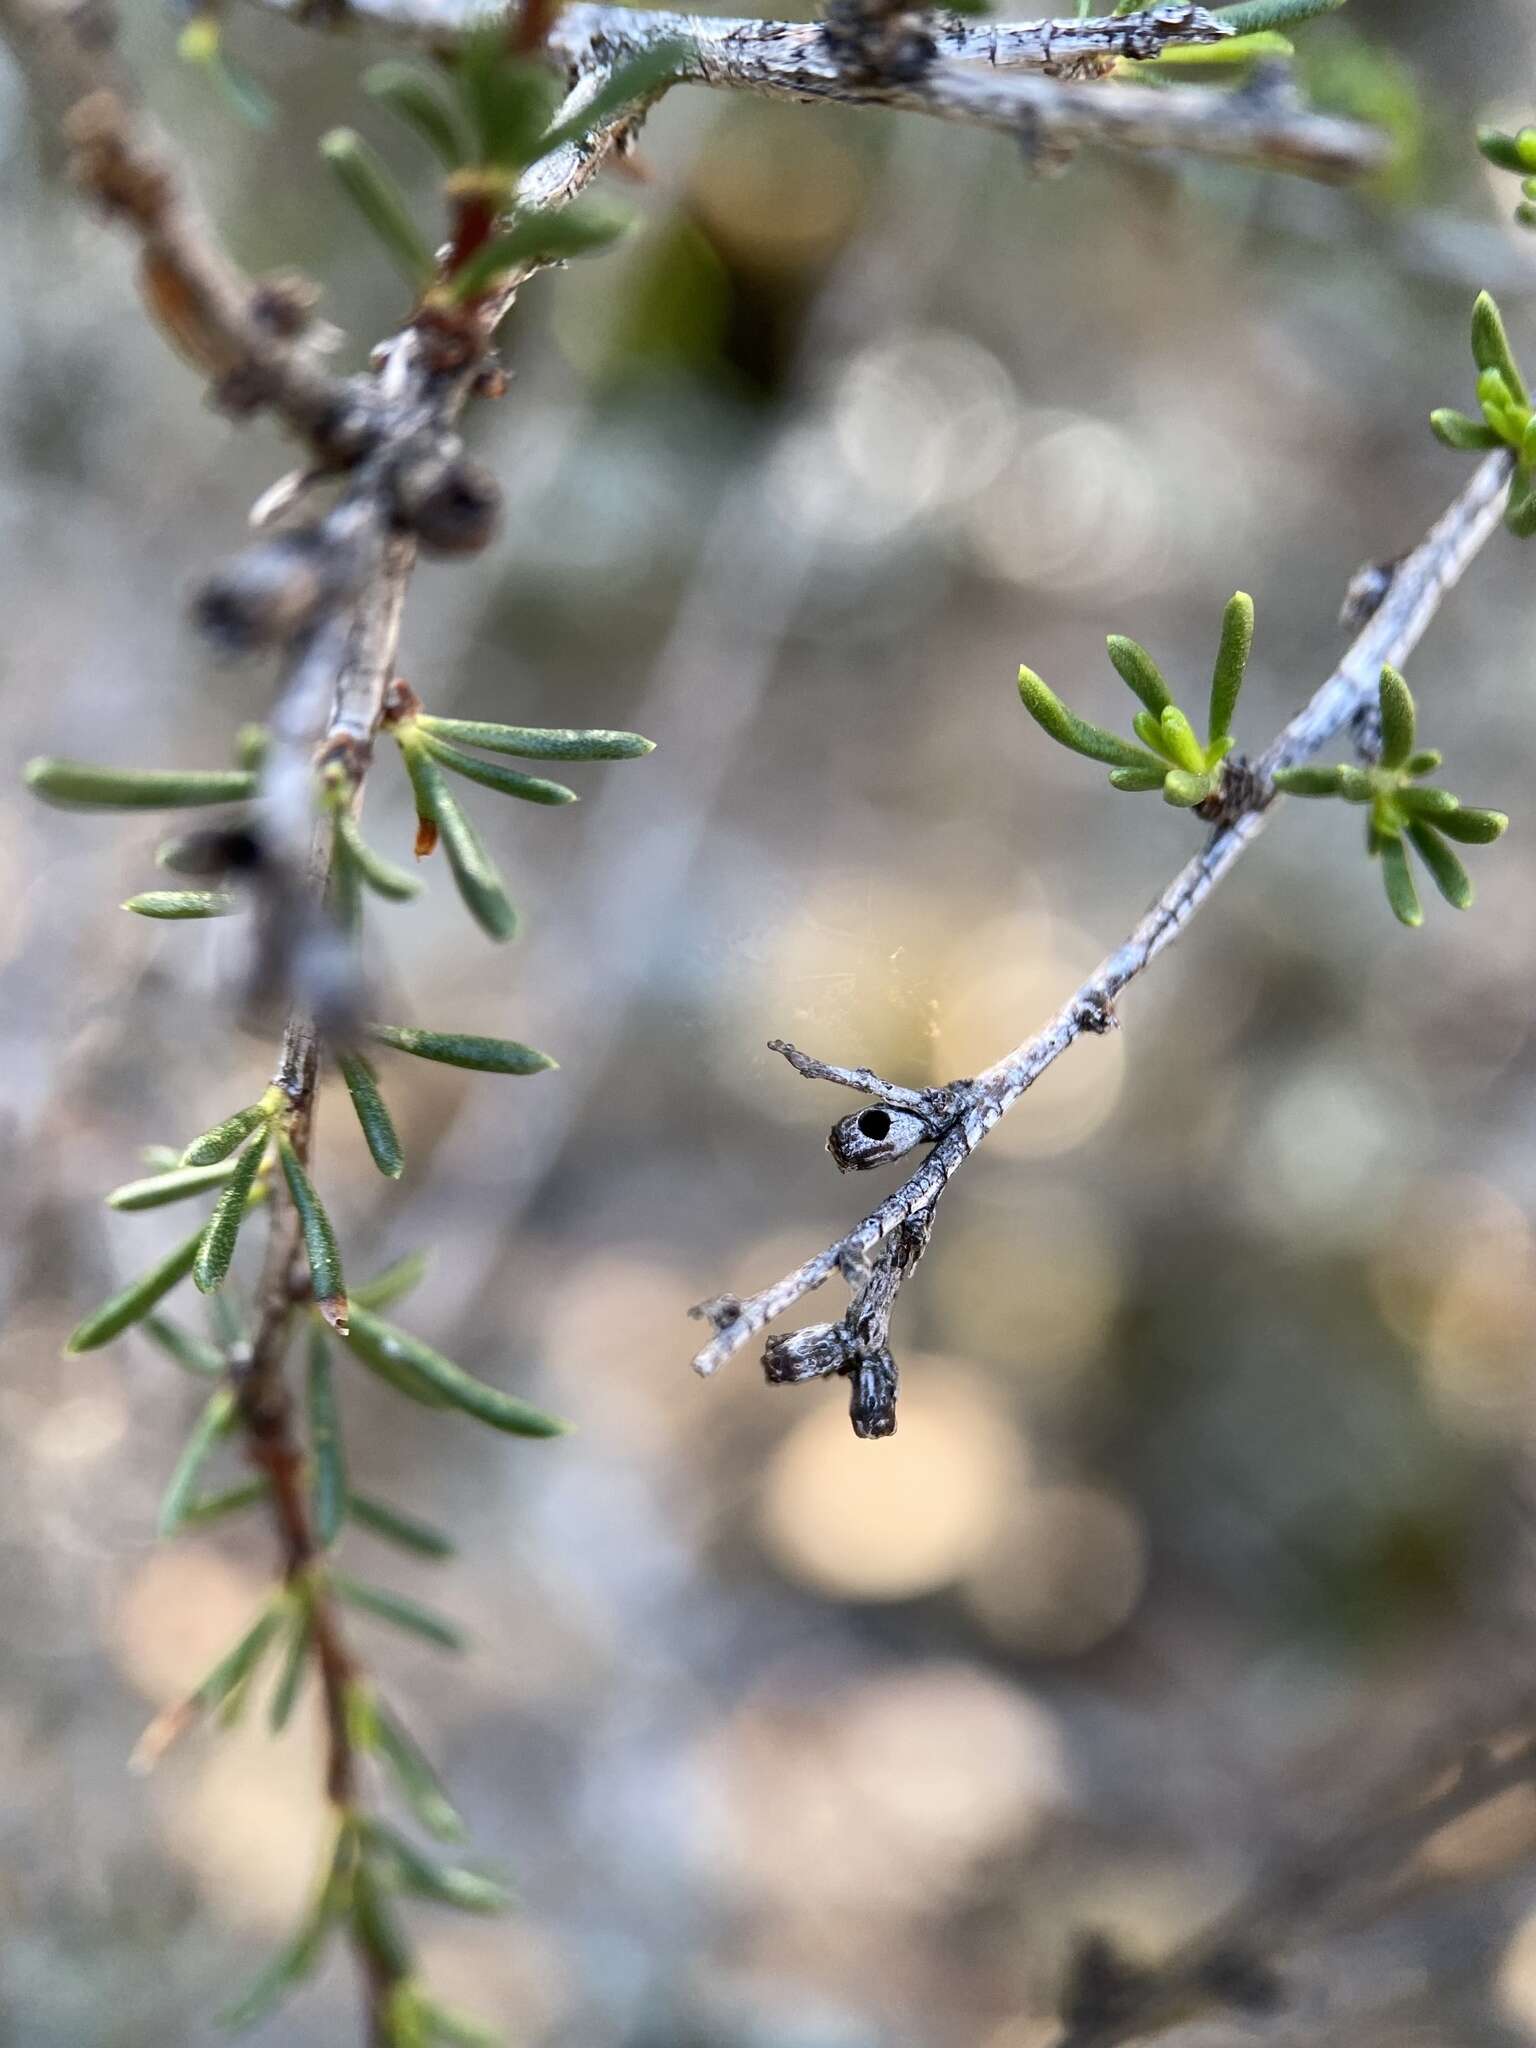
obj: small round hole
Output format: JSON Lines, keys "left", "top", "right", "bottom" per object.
{"left": 857, "top": 1109, "right": 892, "bottom": 1141}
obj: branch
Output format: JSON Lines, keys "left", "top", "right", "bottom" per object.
{"left": 1054, "top": 1720, "right": 1536, "bottom": 2045}
{"left": 242, "top": 0, "right": 1388, "bottom": 182}
{"left": 690, "top": 448, "right": 1514, "bottom": 1403}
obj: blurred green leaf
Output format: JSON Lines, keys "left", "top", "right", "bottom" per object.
{"left": 158, "top": 1387, "right": 238, "bottom": 1537}
{"left": 108, "top": 1160, "right": 239, "bottom": 1211}
{"left": 269, "top": 1595, "right": 314, "bottom": 1733}
{"left": 192, "top": 1602, "right": 285, "bottom": 1712}
{"left": 370, "top": 1024, "right": 555, "bottom": 1075}
{"left": 307, "top": 1330, "right": 348, "bottom": 1549}
{"left": 66, "top": 1223, "right": 205, "bottom": 1354}
{"left": 349, "top": 1492, "right": 456, "bottom": 1559}
{"left": 1435, "top": 806, "right": 1508, "bottom": 845}
{"left": 457, "top": 30, "right": 563, "bottom": 169}
{"left": 1473, "top": 291, "right": 1528, "bottom": 407}
{"left": 336, "top": 813, "right": 424, "bottom": 902}
{"left": 351, "top": 1249, "right": 433, "bottom": 1313}
{"left": 446, "top": 197, "right": 632, "bottom": 301}
{"left": 219, "top": 1854, "right": 339, "bottom": 2031}
{"left": 1214, "top": 0, "right": 1342, "bottom": 29}
{"left": 1378, "top": 832, "right": 1423, "bottom": 927}
{"left": 1407, "top": 821, "right": 1473, "bottom": 910}
{"left": 333, "top": 1574, "right": 467, "bottom": 1652}
{"left": 536, "top": 40, "right": 690, "bottom": 155}
{"left": 1207, "top": 592, "right": 1253, "bottom": 745}
{"left": 321, "top": 128, "right": 435, "bottom": 286}
{"left": 365, "top": 60, "right": 472, "bottom": 167}
{"left": 181, "top": 1100, "right": 274, "bottom": 1168}
{"left": 179, "top": 1477, "right": 269, "bottom": 1528}
{"left": 142, "top": 1313, "right": 225, "bottom": 1377}
{"left": 369, "top": 1698, "right": 467, "bottom": 1841}
{"left": 123, "top": 890, "right": 237, "bottom": 919}
{"left": 1430, "top": 408, "right": 1501, "bottom": 452}
{"left": 1377, "top": 663, "right": 1415, "bottom": 769}
{"left": 1162, "top": 769, "right": 1211, "bottom": 808}
{"left": 25, "top": 758, "right": 255, "bottom": 810}
{"left": 366, "top": 1820, "right": 513, "bottom": 1913}
{"left": 1274, "top": 764, "right": 1346, "bottom": 796}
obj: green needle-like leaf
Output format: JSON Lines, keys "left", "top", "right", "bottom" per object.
{"left": 364, "top": 60, "right": 472, "bottom": 167}
{"left": 219, "top": 1876, "right": 338, "bottom": 2032}
{"left": 342, "top": 1305, "right": 570, "bottom": 1437}
{"left": 1106, "top": 635, "right": 1173, "bottom": 717}
{"left": 339, "top": 1051, "right": 405, "bottom": 1179}
{"left": 1158, "top": 705, "right": 1207, "bottom": 777}
{"left": 269, "top": 1596, "right": 314, "bottom": 1733}
{"left": 193, "top": 1134, "right": 267, "bottom": 1295}
{"left": 181, "top": 1099, "right": 273, "bottom": 1168}
{"left": 1377, "top": 665, "right": 1416, "bottom": 769}
{"left": 401, "top": 741, "right": 517, "bottom": 941}
{"left": 536, "top": 40, "right": 690, "bottom": 156}
{"left": 279, "top": 1137, "right": 348, "bottom": 1333}
{"left": 1434, "top": 806, "right": 1508, "bottom": 845}
{"left": 1379, "top": 832, "right": 1423, "bottom": 928}
{"left": 158, "top": 1387, "right": 237, "bottom": 1537}
{"left": 320, "top": 128, "right": 435, "bottom": 286}
{"left": 350, "top": 1249, "right": 433, "bottom": 1313}
{"left": 1017, "top": 666, "right": 1162, "bottom": 773}
{"left": 1472, "top": 290, "right": 1528, "bottom": 408}
{"left": 1430, "top": 408, "right": 1502, "bottom": 452}
{"left": 367, "top": 1821, "right": 513, "bottom": 1913}
{"left": 414, "top": 716, "right": 654, "bottom": 761}
{"left": 457, "top": 32, "right": 563, "bottom": 169}
{"left": 1273, "top": 764, "right": 1346, "bottom": 796}
{"left": 306, "top": 1330, "right": 347, "bottom": 1549}
{"left": 123, "top": 890, "right": 237, "bottom": 919}
{"left": 192, "top": 1602, "right": 286, "bottom": 1712}
{"left": 108, "top": 1160, "right": 239, "bottom": 1211}
{"left": 142, "top": 1313, "right": 226, "bottom": 1377}
{"left": 370, "top": 1701, "right": 466, "bottom": 1841}
{"left": 25, "top": 758, "right": 255, "bottom": 810}
{"left": 1208, "top": 592, "right": 1253, "bottom": 745}
{"left": 332, "top": 1573, "right": 467, "bottom": 1652}
{"left": 66, "top": 1222, "right": 206, "bottom": 1354}
{"left": 1107, "top": 765, "right": 1167, "bottom": 793}
{"left": 180, "top": 1477, "right": 269, "bottom": 1527}
{"left": 1396, "top": 785, "right": 1459, "bottom": 820}
{"left": 370, "top": 1024, "right": 555, "bottom": 1076}
{"left": 446, "top": 198, "right": 632, "bottom": 301}
{"left": 1407, "top": 821, "right": 1474, "bottom": 909}
{"left": 336, "top": 813, "right": 423, "bottom": 901}
{"left": 1213, "top": 0, "right": 1342, "bottom": 29}
{"left": 349, "top": 1492, "right": 456, "bottom": 1560}
{"left": 418, "top": 732, "right": 578, "bottom": 806}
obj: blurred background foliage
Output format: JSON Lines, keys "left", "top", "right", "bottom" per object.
{"left": 5, "top": 0, "right": 1536, "bottom": 2042}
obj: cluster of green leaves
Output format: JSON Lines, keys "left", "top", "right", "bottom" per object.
{"left": 324, "top": 27, "right": 685, "bottom": 305}
{"left": 1018, "top": 593, "right": 1253, "bottom": 809}
{"left": 1274, "top": 667, "right": 1508, "bottom": 926}
{"left": 1431, "top": 292, "right": 1536, "bottom": 535}
{"left": 1478, "top": 122, "right": 1536, "bottom": 230}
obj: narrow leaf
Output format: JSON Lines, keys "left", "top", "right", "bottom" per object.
{"left": 1212, "top": 0, "right": 1343, "bottom": 28}
{"left": 402, "top": 742, "right": 517, "bottom": 941}
{"left": 1131, "top": 709, "right": 1169, "bottom": 759}
{"left": 1479, "top": 127, "right": 1528, "bottom": 173}
{"left": 419, "top": 732, "right": 578, "bottom": 806}
{"left": 1273, "top": 764, "right": 1345, "bottom": 797}
{"left": 351, "top": 1249, "right": 433, "bottom": 1313}
{"left": 1396, "top": 785, "right": 1459, "bottom": 820}
{"left": 342, "top": 1305, "right": 570, "bottom": 1437}
{"left": 219, "top": 1881, "right": 337, "bottom": 2031}
{"left": 1407, "top": 821, "right": 1473, "bottom": 910}
{"left": 123, "top": 890, "right": 237, "bottom": 919}
{"left": 332, "top": 1573, "right": 466, "bottom": 1652}
{"left": 1158, "top": 705, "right": 1207, "bottom": 777}
{"left": 279, "top": 1137, "right": 348, "bottom": 1333}
{"left": 193, "top": 1134, "right": 268, "bottom": 1294}
{"left": 108, "top": 1160, "right": 238, "bottom": 1211}
{"left": 1106, "top": 635, "right": 1173, "bottom": 717}
{"left": 1472, "top": 291, "right": 1528, "bottom": 407}
{"left": 269, "top": 1597, "right": 314, "bottom": 1733}
{"left": 371, "top": 1703, "right": 466, "bottom": 1841}
{"left": 1404, "top": 749, "right": 1443, "bottom": 777}
{"left": 414, "top": 715, "right": 653, "bottom": 762}
{"left": 1379, "top": 832, "right": 1423, "bottom": 927}
{"left": 337, "top": 812, "right": 423, "bottom": 901}
{"left": 181, "top": 1100, "right": 272, "bottom": 1168}
{"left": 180, "top": 1477, "right": 269, "bottom": 1527}
{"left": 446, "top": 197, "right": 631, "bottom": 301}
{"left": 142, "top": 1313, "right": 225, "bottom": 1377}
{"left": 339, "top": 1051, "right": 405, "bottom": 1179}
{"left": 367, "top": 1821, "right": 513, "bottom": 1913}
{"left": 159, "top": 1387, "right": 237, "bottom": 1537}
{"left": 1108, "top": 765, "right": 1166, "bottom": 793}
{"left": 364, "top": 60, "right": 471, "bottom": 167}
{"left": 307, "top": 1330, "right": 348, "bottom": 1549}
{"left": 457, "top": 34, "right": 562, "bottom": 168}
{"left": 25, "top": 758, "right": 255, "bottom": 810}
{"left": 192, "top": 1603, "right": 285, "bottom": 1711}
{"left": 349, "top": 1491, "right": 455, "bottom": 1559}
{"left": 1430, "top": 408, "right": 1501, "bottom": 452}
{"left": 370, "top": 1024, "right": 555, "bottom": 1076}
{"left": 1208, "top": 591, "right": 1253, "bottom": 745}
{"left": 320, "top": 128, "right": 435, "bottom": 286}
{"left": 537, "top": 40, "right": 690, "bottom": 156}
{"left": 1017, "top": 665, "right": 1161, "bottom": 772}
{"left": 1434, "top": 806, "right": 1508, "bottom": 845}
{"left": 66, "top": 1223, "right": 205, "bottom": 1354}
{"left": 1377, "top": 665, "right": 1415, "bottom": 769}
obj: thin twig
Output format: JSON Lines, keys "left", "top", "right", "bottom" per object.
{"left": 691, "top": 449, "right": 1514, "bottom": 1385}
{"left": 241, "top": 0, "right": 1387, "bottom": 181}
